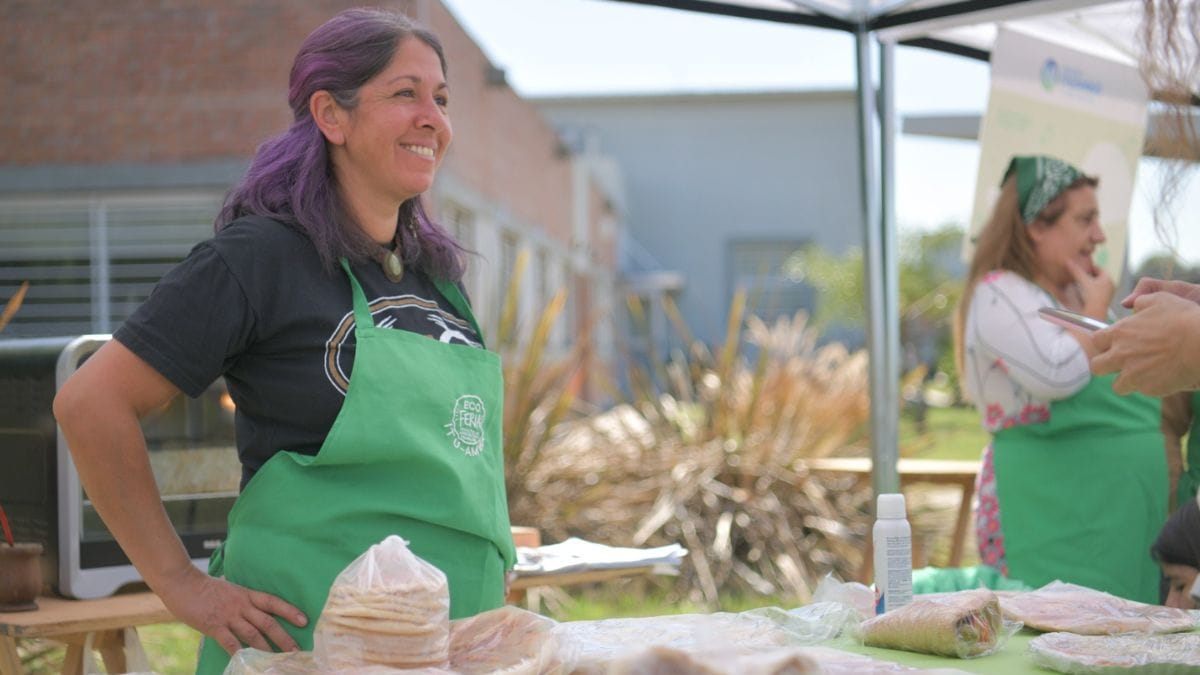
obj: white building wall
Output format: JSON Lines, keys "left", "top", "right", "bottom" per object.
{"left": 538, "top": 90, "right": 863, "bottom": 348}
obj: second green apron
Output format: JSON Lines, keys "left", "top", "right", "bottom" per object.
{"left": 1176, "top": 391, "right": 1200, "bottom": 505}
{"left": 196, "top": 260, "right": 516, "bottom": 674}
{"left": 993, "top": 372, "right": 1166, "bottom": 604}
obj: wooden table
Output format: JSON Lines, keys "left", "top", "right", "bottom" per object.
{"left": 512, "top": 565, "right": 660, "bottom": 591}
{"left": 805, "top": 457, "right": 981, "bottom": 578}
{"left": 0, "top": 567, "right": 665, "bottom": 673}
{"left": 0, "top": 592, "right": 173, "bottom": 675}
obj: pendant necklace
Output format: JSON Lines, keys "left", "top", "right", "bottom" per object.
{"left": 380, "top": 246, "right": 404, "bottom": 283}
{"left": 376, "top": 237, "right": 405, "bottom": 282}
{"left": 378, "top": 221, "right": 418, "bottom": 283}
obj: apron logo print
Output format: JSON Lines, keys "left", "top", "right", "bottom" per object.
{"left": 446, "top": 394, "right": 486, "bottom": 456}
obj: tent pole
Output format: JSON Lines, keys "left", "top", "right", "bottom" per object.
{"left": 879, "top": 38, "right": 901, "bottom": 496}
{"left": 855, "top": 27, "right": 901, "bottom": 497}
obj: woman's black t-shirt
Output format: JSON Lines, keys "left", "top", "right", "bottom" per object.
{"left": 114, "top": 216, "right": 481, "bottom": 488}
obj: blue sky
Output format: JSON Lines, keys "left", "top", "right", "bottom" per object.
{"left": 441, "top": 0, "right": 1199, "bottom": 268}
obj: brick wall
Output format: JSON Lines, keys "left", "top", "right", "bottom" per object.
{"left": 0, "top": 0, "right": 586, "bottom": 254}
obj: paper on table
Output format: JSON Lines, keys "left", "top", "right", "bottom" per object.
{"left": 514, "top": 537, "right": 687, "bottom": 575}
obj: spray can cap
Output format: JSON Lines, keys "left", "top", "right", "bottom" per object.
{"left": 877, "top": 493, "right": 907, "bottom": 519}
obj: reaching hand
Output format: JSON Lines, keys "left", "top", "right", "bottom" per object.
{"left": 1120, "top": 278, "right": 1200, "bottom": 309}
{"left": 1091, "top": 292, "right": 1200, "bottom": 396}
{"left": 158, "top": 566, "right": 307, "bottom": 656}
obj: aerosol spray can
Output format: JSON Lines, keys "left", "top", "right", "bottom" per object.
{"left": 873, "top": 492, "right": 913, "bottom": 614}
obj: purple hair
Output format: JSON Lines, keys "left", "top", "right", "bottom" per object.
{"left": 216, "top": 8, "right": 465, "bottom": 281}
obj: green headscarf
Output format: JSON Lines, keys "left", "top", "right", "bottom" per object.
{"left": 1002, "top": 155, "right": 1083, "bottom": 225}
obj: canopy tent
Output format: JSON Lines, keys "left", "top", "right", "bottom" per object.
{"left": 600, "top": 0, "right": 1186, "bottom": 498}
{"left": 606, "top": 1, "right": 1150, "bottom": 65}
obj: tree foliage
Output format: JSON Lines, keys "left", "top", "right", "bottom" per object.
{"left": 783, "top": 225, "right": 964, "bottom": 340}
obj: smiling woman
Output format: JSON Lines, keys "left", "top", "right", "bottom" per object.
{"left": 51, "top": 8, "right": 517, "bottom": 675}
{"left": 952, "top": 154, "right": 1168, "bottom": 605}
{"left": 312, "top": 36, "right": 453, "bottom": 246}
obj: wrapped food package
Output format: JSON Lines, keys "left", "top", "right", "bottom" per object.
{"left": 1028, "top": 632, "right": 1200, "bottom": 674}
{"left": 313, "top": 535, "right": 451, "bottom": 671}
{"left": 859, "top": 589, "right": 1015, "bottom": 658}
{"left": 999, "top": 581, "right": 1197, "bottom": 635}
{"left": 446, "top": 605, "right": 566, "bottom": 674}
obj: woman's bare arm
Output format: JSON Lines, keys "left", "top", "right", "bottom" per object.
{"left": 54, "top": 340, "right": 305, "bottom": 654}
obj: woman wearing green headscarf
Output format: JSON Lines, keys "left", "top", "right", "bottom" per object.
{"left": 953, "top": 155, "right": 1168, "bottom": 603}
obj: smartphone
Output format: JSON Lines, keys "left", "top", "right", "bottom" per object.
{"left": 1037, "top": 307, "right": 1111, "bottom": 332}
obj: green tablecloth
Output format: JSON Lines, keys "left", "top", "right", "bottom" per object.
{"left": 837, "top": 629, "right": 1050, "bottom": 674}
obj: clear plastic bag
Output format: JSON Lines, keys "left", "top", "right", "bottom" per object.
{"left": 602, "top": 644, "right": 820, "bottom": 674}
{"left": 1028, "top": 632, "right": 1200, "bottom": 674}
{"left": 313, "top": 535, "right": 452, "bottom": 671}
{"left": 445, "top": 605, "right": 571, "bottom": 674}
{"left": 581, "top": 643, "right": 976, "bottom": 675}
{"left": 224, "top": 605, "right": 567, "bottom": 674}
{"left": 224, "top": 648, "right": 433, "bottom": 674}
{"left": 858, "top": 589, "right": 1020, "bottom": 658}
{"left": 741, "top": 603, "right": 862, "bottom": 644}
{"left": 556, "top": 611, "right": 803, "bottom": 673}
{"left": 998, "top": 581, "right": 1198, "bottom": 635}
{"left": 811, "top": 572, "right": 875, "bottom": 621}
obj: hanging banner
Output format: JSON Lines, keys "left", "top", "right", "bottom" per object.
{"left": 966, "top": 28, "right": 1149, "bottom": 284}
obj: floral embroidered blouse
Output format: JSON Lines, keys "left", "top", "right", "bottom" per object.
{"left": 963, "top": 270, "right": 1092, "bottom": 432}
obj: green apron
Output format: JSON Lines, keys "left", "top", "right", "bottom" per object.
{"left": 992, "top": 372, "right": 1166, "bottom": 604}
{"left": 195, "top": 260, "right": 516, "bottom": 674}
{"left": 1177, "top": 392, "right": 1200, "bottom": 505}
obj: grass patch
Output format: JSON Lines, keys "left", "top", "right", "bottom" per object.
{"left": 899, "top": 404, "right": 987, "bottom": 461}
{"left": 545, "top": 580, "right": 791, "bottom": 622}
{"left": 18, "top": 623, "right": 201, "bottom": 675}
{"left": 140, "top": 623, "right": 203, "bottom": 674}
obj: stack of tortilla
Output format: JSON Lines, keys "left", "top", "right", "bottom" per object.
{"left": 310, "top": 536, "right": 453, "bottom": 670}
{"left": 315, "top": 581, "right": 451, "bottom": 670}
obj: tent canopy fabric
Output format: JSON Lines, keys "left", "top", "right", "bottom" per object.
{"left": 610, "top": 1, "right": 1153, "bottom": 66}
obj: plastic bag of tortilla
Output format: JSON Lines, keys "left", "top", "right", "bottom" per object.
{"left": 858, "top": 589, "right": 1019, "bottom": 658}
{"left": 1028, "top": 632, "right": 1200, "bottom": 674}
{"left": 555, "top": 610, "right": 802, "bottom": 673}
{"left": 446, "top": 605, "right": 573, "bottom": 674}
{"left": 313, "top": 535, "right": 451, "bottom": 671}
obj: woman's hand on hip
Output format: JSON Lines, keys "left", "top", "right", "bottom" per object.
{"left": 159, "top": 566, "right": 307, "bottom": 656}
{"left": 1091, "top": 292, "right": 1200, "bottom": 396}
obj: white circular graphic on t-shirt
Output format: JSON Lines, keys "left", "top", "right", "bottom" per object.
{"left": 323, "top": 293, "right": 480, "bottom": 395}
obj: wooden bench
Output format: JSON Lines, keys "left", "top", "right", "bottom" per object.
{"left": 0, "top": 592, "right": 172, "bottom": 675}
{"left": 804, "top": 457, "right": 981, "bottom": 580}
